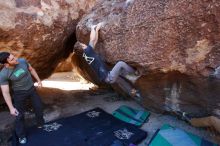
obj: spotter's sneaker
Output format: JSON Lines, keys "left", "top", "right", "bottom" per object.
{"left": 19, "top": 137, "right": 27, "bottom": 144}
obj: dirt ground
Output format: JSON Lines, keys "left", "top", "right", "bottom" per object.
{"left": 0, "top": 72, "right": 219, "bottom": 146}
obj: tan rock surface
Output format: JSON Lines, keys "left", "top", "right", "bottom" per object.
{"left": 74, "top": 0, "right": 220, "bottom": 117}
{"left": 0, "top": 0, "right": 98, "bottom": 79}
{"left": 76, "top": 0, "right": 220, "bottom": 77}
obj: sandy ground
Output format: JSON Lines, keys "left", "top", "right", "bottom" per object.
{"left": 0, "top": 72, "right": 219, "bottom": 146}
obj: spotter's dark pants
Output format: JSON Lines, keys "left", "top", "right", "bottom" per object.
{"left": 13, "top": 86, "right": 44, "bottom": 138}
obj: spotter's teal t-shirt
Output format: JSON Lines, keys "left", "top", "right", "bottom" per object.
{"left": 0, "top": 58, "right": 34, "bottom": 91}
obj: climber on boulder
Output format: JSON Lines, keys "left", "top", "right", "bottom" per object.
{"left": 75, "top": 22, "right": 142, "bottom": 100}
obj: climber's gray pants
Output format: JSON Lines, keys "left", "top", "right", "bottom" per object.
{"left": 105, "top": 61, "right": 135, "bottom": 84}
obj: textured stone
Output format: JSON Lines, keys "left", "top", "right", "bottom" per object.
{"left": 136, "top": 72, "right": 220, "bottom": 116}
{"left": 54, "top": 53, "right": 73, "bottom": 72}
{"left": 76, "top": 0, "right": 220, "bottom": 77}
{"left": 75, "top": 0, "right": 220, "bottom": 116}
{"left": 0, "top": 0, "right": 98, "bottom": 79}
{"left": 0, "top": 0, "right": 98, "bottom": 105}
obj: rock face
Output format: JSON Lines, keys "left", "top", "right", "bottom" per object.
{"left": 0, "top": 0, "right": 98, "bottom": 104}
{"left": 76, "top": 0, "right": 220, "bottom": 77}
{"left": 54, "top": 53, "right": 73, "bottom": 72}
{"left": 75, "top": 0, "right": 220, "bottom": 116}
{"left": 136, "top": 72, "right": 220, "bottom": 117}
{"left": 0, "top": 0, "right": 98, "bottom": 79}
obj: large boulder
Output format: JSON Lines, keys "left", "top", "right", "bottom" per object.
{"left": 75, "top": 0, "right": 220, "bottom": 116}
{"left": 0, "top": 0, "right": 98, "bottom": 79}
{"left": 0, "top": 0, "right": 99, "bottom": 104}
{"left": 76, "top": 0, "right": 220, "bottom": 77}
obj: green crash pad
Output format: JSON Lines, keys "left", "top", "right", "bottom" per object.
{"left": 149, "top": 124, "right": 219, "bottom": 146}
{"left": 112, "top": 105, "right": 150, "bottom": 126}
